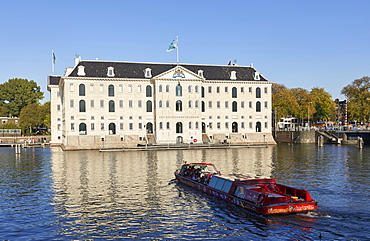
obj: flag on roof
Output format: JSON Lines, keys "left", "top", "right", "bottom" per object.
{"left": 52, "top": 52, "right": 56, "bottom": 64}
{"left": 166, "top": 36, "right": 178, "bottom": 52}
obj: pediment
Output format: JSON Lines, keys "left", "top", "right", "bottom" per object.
{"left": 153, "top": 65, "right": 204, "bottom": 80}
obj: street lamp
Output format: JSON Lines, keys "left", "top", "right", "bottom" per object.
{"left": 307, "top": 102, "right": 312, "bottom": 130}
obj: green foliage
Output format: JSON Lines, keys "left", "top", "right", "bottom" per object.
{"left": 0, "top": 78, "right": 44, "bottom": 117}
{"left": 19, "top": 102, "right": 50, "bottom": 133}
{"left": 0, "top": 122, "right": 19, "bottom": 129}
{"left": 272, "top": 83, "right": 299, "bottom": 119}
{"left": 341, "top": 76, "right": 370, "bottom": 123}
{"left": 311, "top": 87, "right": 336, "bottom": 122}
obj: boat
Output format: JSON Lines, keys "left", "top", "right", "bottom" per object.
{"left": 174, "top": 162, "right": 318, "bottom": 215}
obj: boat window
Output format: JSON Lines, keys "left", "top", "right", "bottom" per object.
{"left": 221, "top": 181, "right": 232, "bottom": 193}
{"left": 215, "top": 179, "right": 224, "bottom": 190}
{"left": 209, "top": 177, "right": 219, "bottom": 188}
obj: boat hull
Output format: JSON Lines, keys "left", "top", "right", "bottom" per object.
{"left": 175, "top": 174, "right": 318, "bottom": 215}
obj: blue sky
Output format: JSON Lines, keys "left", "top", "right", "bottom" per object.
{"left": 0, "top": 0, "right": 369, "bottom": 102}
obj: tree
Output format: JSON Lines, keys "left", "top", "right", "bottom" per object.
{"left": 272, "top": 83, "right": 299, "bottom": 119}
{"left": 0, "top": 78, "right": 44, "bottom": 117}
{"left": 341, "top": 76, "right": 370, "bottom": 123}
{"left": 19, "top": 103, "right": 42, "bottom": 134}
{"left": 311, "top": 87, "right": 336, "bottom": 122}
{"left": 291, "top": 87, "right": 315, "bottom": 125}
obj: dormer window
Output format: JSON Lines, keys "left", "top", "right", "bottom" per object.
{"left": 77, "top": 66, "right": 86, "bottom": 76}
{"left": 145, "top": 68, "right": 152, "bottom": 78}
{"left": 107, "top": 67, "right": 115, "bottom": 77}
{"left": 198, "top": 70, "right": 204, "bottom": 77}
{"left": 254, "top": 71, "right": 260, "bottom": 80}
{"left": 230, "top": 71, "right": 237, "bottom": 80}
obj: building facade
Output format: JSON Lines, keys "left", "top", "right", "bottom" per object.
{"left": 48, "top": 58, "right": 275, "bottom": 150}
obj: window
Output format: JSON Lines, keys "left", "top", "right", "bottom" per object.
{"left": 119, "top": 100, "right": 123, "bottom": 108}
{"left": 129, "top": 123, "right": 133, "bottom": 130}
{"left": 198, "top": 70, "right": 203, "bottom": 77}
{"left": 119, "top": 84, "right": 123, "bottom": 92}
{"left": 129, "top": 100, "right": 133, "bottom": 108}
{"left": 176, "top": 122, "right": 183, "bottom": 133}
{"left": 209, "top": 122, "right": 213, "bottom": 129}
{"left": 256, "top": 87, "right": 261, "bottom": 98}
{"left": 70, "top": 99, "right": 74, "bottom": 108}
{"left": 91, "top": 100, "right": 95, "bottom": 108}
{"left": 79, "top": 84, "right": 85, "bottom": 96}
{"left": 208, "top": 86, "right": 212, "bottom": 93}
{"left": 108, "top": 84, "right": 114, "bottom": 96}
{"left": 71, "top": 123, "right": 75, "bottom": 131}
{"left": 159, "top": 122, "right": 163, "bottom": 129}
{"left": 241, "top": 101, "right": 245, "bottom": 108}
{"left": 91, "top": 116, "right": 95, "bottom": 120}
{"left": 145, "top": 68, "right": 152, "bottom": 78}
{"left": 241, "top": 122, "right": 245, "bottom": 129}
{"left": 195, "top": 101, "right": 199, "bottom": 108}
{"left": 208, "top": 101, "right": 212, "bottom": 108}
{"left": 225, "top": 122, "right": 229, "bottom": 129}
{"left": 225, "top": 87, "right": 228, "bottom": 93}
{"left": 166, "top": 85, "right": 170, "bottom": 92}
{"left": 225, "top": 101, "right": 229, "bottom": 108}
{"left": 256, "top": 101, "right": 261, "bottom": 112}
{"left": 69, "top": 83, "right": 74, "bottom": 92}
{"left": 249, "top": 122, "right": 253, "bottom": 129}
{"left": 100, "top": 100, "right": 104, "bottom": 108}
{"left": 189, "top": 122, "right": 192, "bottom": 129}
{"left": 232, "top": 101, "right": 237, "bottom": 112}
{"left": 100, "top": 84, "right": 104, "bottom": 92}
{"left": 138, "top": 85, "right": 141, "bottom": 93}
{"left": 249, "top": 87, "right": 252, "bottom": 93}
{"left": 107, "top": 67, "right": 115, "bottom": 77}
{"left": 264, "top": 87, "right": 268, "bottom": 94}
{"left": 159, "top": 85, "right": 163, "bottom": 92}
{"left": 57, "top": 105, "right": 60, "bottom": 111}
{"left": 241, "top": 87, "right": 244, "bottom": 93}
{"left": 79, "top": 123, "right": 87, "bottom": 135}
{"left": 265, "top": 122, "right": 268, "bottom": 129}
{"left": 176, "top": 84, "right": 182, "bottom": 96}
{"left": 201, "top": 101, "right": 205, "bottom": 112}
{"left": 232, "top": 87, "right": 237, "bottom": 98}
{"left": 120, "top": 123, "right": 124, "bottom": 130}
{"left": 79, "top": 100, "right": 86, "bottom": 112}
{"left": 195, "top": 122, "right": 199, "bottom": 129}
{"left": 188, "top": 100, "right": 192, "bottom": 108}
{"left": 128, "top": 85, "right": 132, "bottom": 93}
{"left": 166, "top": 122, "right": 170, "bottom": 129}
{"left": 146, "top": 100, "right": 152, "bottom": 112}
{"left": 230, "top": 71, "right": 237, "bottom": 80}
{"left": 265, "top": 101, "right": 268, "bottom": 108}
{"left": 109, "top": 100, "right": 115, "bottom": 112}
{"left": 201, "top": 87, "right": 205, "bottom": 98}
{"left": 166, "top": 101, "right": 170, "bottom": 108}
{"left": 138, "top": 100, "right": 142, "bottom": 108}
{"left": 217, "top": 122, "right": 221, "bottom": 129}
{"left": 91, "top": 123, "right": 95, "bottom": 131}
{"left": 249, "top": 101, "right": 252, "bottom": 108}
{"left": 146, "top": 85, "right": 152, "bottom": 97}
{"left": 195, "top": 86, "right": 199, "bottom": 93}
{"left": 159, "top": 100, "right": 162, "bottom": 108}
{"left": 176, "top": 100, "right": 182, "bottom": 111}
{"left": 188, "top": 86, "right": 192, "bottom": 93}
{"left": 217, "top": 101, "right": 220, "bottom": 108}
{"left": 138, "top": 123, "right": 142, "bottom": 130}
{"left": 216, "top": 86, "right": 220, "bottom": 93}
{"left": 101, "top": 123, "right": 104, "bottom": 131}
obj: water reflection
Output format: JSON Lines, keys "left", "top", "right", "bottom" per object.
{"left": 2, "top": 144, "right": 369, "bottom": 240}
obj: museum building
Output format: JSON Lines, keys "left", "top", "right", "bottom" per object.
{"left": 48, "top": 57, "right": 275, "bottom": 150}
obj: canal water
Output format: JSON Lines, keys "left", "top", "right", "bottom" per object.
{"left": 0, "top": 144, "right": 369, "bottom": 240}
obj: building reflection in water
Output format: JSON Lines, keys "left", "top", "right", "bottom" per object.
{"left": 50, "top": 147, "right": 274, "bottom": 238}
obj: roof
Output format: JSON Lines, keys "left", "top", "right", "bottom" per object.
{"left": 67, "top": 60, "right": 268, "bottom": 82}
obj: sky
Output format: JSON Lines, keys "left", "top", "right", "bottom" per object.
{"left": 0, "top": 0, "right": 369, "bottom": 102}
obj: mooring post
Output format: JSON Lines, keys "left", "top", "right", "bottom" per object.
{"left": 357, "top": 137, "right": 364, "bottom": 149}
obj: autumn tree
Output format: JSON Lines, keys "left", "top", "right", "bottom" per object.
{"left": 291, "top": 87, "right": 316, "bottom": 125}
{"left": 0, "top": 78, "right": 44, "bottom": 117}
{"left": 311, "top": 87, "right": 336, "bottom": 122}
{"left": 341, "top": 76, "right": 370, "bottom": 123}
{"left": 272, "top": 83, "right": 299, "bottom": 119}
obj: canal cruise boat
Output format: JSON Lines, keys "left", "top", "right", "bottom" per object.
{"left": 175, "top": 163, "right": 318, "bottom": 215}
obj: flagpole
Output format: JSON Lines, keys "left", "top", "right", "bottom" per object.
{"left": 52, "top": 50, "right": 55, "bottom": 75}
{"left": 176, "top": 35, "right": 179, "bottom": 65}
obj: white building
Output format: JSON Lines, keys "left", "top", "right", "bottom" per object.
{"left": 48, "top": 58, "right": 275, "bottom": 150}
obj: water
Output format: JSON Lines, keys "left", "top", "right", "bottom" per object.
{"left": 0, "top": 144, "right": 369, "bottom": 240}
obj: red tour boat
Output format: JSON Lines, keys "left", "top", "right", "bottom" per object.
{"left": 175, "top": 162, "right": 318, "bottom": 215}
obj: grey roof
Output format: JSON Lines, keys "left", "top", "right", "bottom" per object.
{"left": 67, "top": 61, "right": 268, "bottom": 82}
